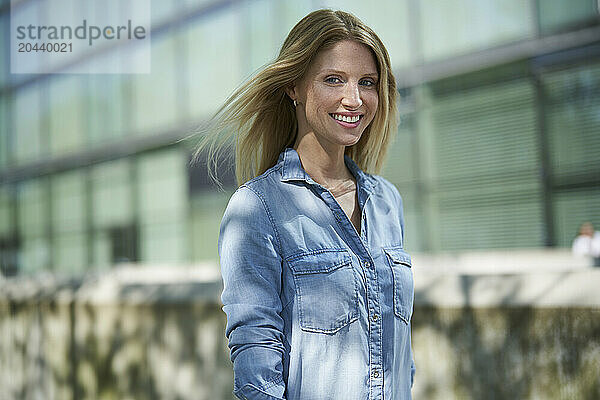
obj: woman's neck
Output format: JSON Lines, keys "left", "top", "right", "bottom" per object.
{"left": 293, "top": 136, "right": 355, "bottom": 188}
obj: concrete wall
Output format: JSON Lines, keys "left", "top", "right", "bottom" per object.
{"left": 1, "top": 252, "right": 599, "bottom": 400}
{"left": 0, "top": 267, "right": 233, "bottom": 400}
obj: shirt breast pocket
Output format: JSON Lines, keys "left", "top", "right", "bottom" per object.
{"left": 383, "top": 247, "right": 414, "bottom": 324}
{"left": 287, "top": 249, "right": 359, "bottom": 334}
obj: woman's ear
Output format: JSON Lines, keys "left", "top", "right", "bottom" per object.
{"left": 284, "top": 83, "right": 298, "bottom": 103}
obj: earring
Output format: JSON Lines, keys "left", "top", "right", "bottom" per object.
{"left": 293, "top": 100, "right": 297, "bottom": 107}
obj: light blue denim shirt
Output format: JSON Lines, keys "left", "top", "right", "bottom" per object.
{"left": 219, "top": 147, "right": 415, "bottom": 400}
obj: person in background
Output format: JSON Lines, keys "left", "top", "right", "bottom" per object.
{"left": 572, "top": 221, "right": 600, "bottom": 266}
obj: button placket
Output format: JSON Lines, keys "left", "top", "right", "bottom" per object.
{"left": 364, "top": 256, "right": 383, "bottom": 398}
{"left": 318, "top": 180, "right": 384, "bottom": 399}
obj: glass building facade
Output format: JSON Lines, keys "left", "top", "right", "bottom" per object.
{"left": 0, "top": 0, "right": 599, "bottom": 276}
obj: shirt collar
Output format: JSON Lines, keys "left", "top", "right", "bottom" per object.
{"left": 279, "top": 147, "right": 378, "bottom": 192}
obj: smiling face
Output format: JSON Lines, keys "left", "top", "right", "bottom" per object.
{"left": 288, "top": 40, "right": 379, "bottom": 153}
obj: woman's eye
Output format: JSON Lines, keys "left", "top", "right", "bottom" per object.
{"left": 325, "top": 77, "right": 342, "bottom": 84}
{"left": 360, "top": 79, "right": 375, "bottom": 87}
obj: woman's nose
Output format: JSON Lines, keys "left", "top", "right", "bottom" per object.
{"left": 341, "top": 83, "right": 362, "bottom": 109}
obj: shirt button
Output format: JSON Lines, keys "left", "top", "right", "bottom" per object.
{"left": 372, "top": 369, "right": 380, "bottom": 378}
{"left": 363, "top": 260, "right": 371, "bottom": 268}
{"left": 371, "top": 314, "right": 379, "bottom": 322}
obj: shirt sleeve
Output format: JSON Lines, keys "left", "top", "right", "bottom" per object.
{"left": 218, "top": 186, "right": 287, "bottom": 400}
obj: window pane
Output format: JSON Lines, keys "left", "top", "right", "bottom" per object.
{"left": 383, "top": 115, "right": 417, "bottom": 185}
{"left": 544, "top": 62, "right": 600, "bottom": 247}
{"left": 109, "top": 225, "right": 138, "bottom": 264}
{"left": 53, "top": 232, "right": 87, "bottom": 274}
{"left": 140, "top": 220, "right": 185, "bottom": 263}
{"left": 0, "top": 13, "right": 8, "bottom": 88}
{"left": 92, "top": 225, "right": 139, "bottom": 270}
{"left": 48, "top": 75, "right": 86, "bottom": 156}
{"left": 186, "top": 9, "right": 242, "bottom": 120}
{"left": 242, "top": 0, "right": 279, "bottom": 74}
{"left": 92, "top": 231, "right": 111, "bottom": 271}
{"left": 323, "top": 0, "right": 413, "bottom": 67}
{"left": 150, "top": 0, "right": 177, "bottom": 27}
{"left": 190, "top": 191, "right": 230, "bottom": 262}
{"left": 382, "top": 113, "right": 424, "bottom": 251}
{"left": 421, "top": 0, "right": 535, "bottom": 61}
{"left": 0, "top": 94, "right": 8, "bottom": 168}
{"left": 20, "top": 236, "right": 50, "bottom": 274}
{"left": 429, "top": 78, "right": 544, "bottom": 249}
{"left": 17, "top": 178, "right": 50, "bottom": 274}
{"left": 132, "top": 33, "right": 179, "bottom": 133}
{"left": 272, "top": 0, "right": 317, "bottom": 42}
{"left": 181, "top": 0, "right": 213, "bottom": 9}
{"left": 538, "top": 0, "right": 599, "bottom": 33}
{"left": 138, "top": 149, "right": 187, "bottom": 223}
{"left": 0, "top": 186, "right": 12, "bottom": 236}
{"left": 41, "top": 0, "right": 84, "bottom": 71}
{"left": 51, "top": 168, "right": 87, "bottom": 273}
{"left": 14, "top": 82, "right": 42, "bottom": 164}
{"left": 51, "top": 170, "right": 86, "bottom": 234}
{"left": 18, "top": 178, "right": 48, "bottom": 237}
{"left": 544, "top": 62, "right": 600, "bottom": 180}
{"left": 7, "top": 0, "right": 41, "bottom": 86}
{"left": 88, "top": 74, "right": 126, "bottom": 146}
{"left": 137, "top": 148, "right": 187, "bottom": 263}
{"left": 91, "top": 159, "right": 133, "bottom": 228}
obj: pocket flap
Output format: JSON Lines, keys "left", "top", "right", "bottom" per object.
{"left": 287, "top": 250, "right": 351, "bottom": 275}
{"left": 383, "top": 247, "right": 412, "bottom": 267}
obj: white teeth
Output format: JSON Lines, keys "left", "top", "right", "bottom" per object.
{"left": 332, "top": 114, "right": 360, "bottom": 123}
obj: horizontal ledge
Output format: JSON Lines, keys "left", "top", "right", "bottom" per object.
{"left": 414, "top": 270, "right": 600, "bottom": 308}
{"left": 2, "top": 251, "right": 599, "bottom": 307}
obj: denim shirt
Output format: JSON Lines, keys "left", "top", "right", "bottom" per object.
{"left": 219, "top": 147, "right": 415, "bottom": 400}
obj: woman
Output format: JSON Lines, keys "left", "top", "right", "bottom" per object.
{"left": 195, "top": 9, "right": 415, "bottom": 400}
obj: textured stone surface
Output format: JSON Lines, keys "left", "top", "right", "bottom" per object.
{"left": 1, "top": 265, "right": 600, "bottom": 400}
{"left": 0, "top": 268, "right": 233, "bottom": 400}
{"left": 411, "top": 306, "right": 600, "bottom": 400}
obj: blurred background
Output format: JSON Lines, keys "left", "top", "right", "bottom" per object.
{"left": 0, "top": 0, "right": 599, "bottom": 399}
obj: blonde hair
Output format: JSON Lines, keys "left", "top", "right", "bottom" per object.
{"left": 192, "top": 9, "right": 398, "bottom": 187}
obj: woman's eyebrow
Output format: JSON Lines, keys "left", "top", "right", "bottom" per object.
{"left": 322, "top": 68, "right": 378, "bottom": 77}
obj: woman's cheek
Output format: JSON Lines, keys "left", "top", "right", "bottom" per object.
{"left": 366, "top": 90, "right": 378, "bottom": 108}
{"left": 314, "top": 85, "right": 336, "bottom": 104}
{"left": 367, "top": 93, "right": 379, "bottom": 123}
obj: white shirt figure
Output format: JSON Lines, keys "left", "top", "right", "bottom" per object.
{"left": 572, "top": 222, "right": 600, "bottom": 258}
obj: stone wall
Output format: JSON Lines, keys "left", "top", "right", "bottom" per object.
{"left": 0, "top": 268, "right": 233, "bottom": 400}
{"left": 1, "top": 256, "right": 599, "bottom": 400}
{"left": 412, "top": 306, "right": 600, "bottom": 399}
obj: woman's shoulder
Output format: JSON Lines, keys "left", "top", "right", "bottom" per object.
{"left": 241, "top": 162, "right": 285, "bottom": 192}
{"left": 225, "top": 163, "right": 285, "bottom": 212}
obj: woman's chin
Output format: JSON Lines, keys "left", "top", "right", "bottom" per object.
{"left": 338, "top": 132, "right": 364, "bottom": 147}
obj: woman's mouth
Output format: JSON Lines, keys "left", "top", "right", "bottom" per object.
{"left": 330, "top": 113, "right": 362, "bottom": 128}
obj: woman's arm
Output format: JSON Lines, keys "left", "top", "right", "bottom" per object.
{"left": 219, "top": 186, "right": 287, "bottom": 400}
